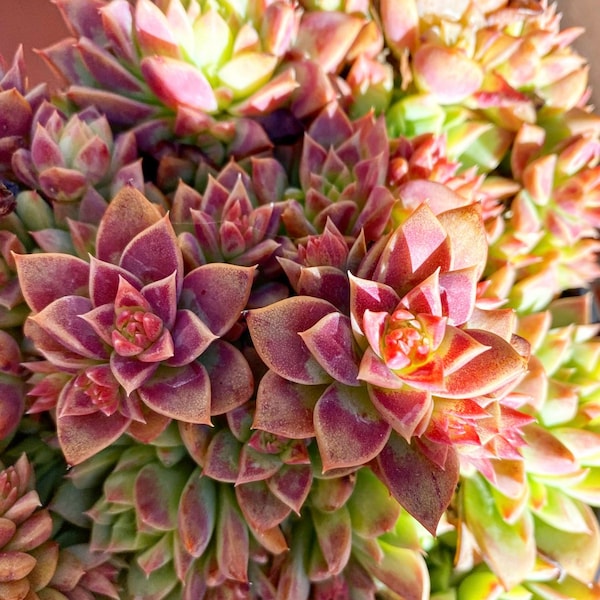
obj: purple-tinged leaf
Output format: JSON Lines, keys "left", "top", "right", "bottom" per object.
{"left": 216, "top": 486, "right": 249, "bottom": 583}
{"left": 120, "top": 215, "right": 182, "bottom": 287}
{"left": 267, "top": 465, "right": 312, "bottom": 514}
{"left": 181, "top": 264, "right": 255, "bottom": 336}
{"left": 236, "top": 446, "right": 282, "bottom": 485}
{"left": 254, "top": 370, "right": 325, "bottom": 438}
{"left": 39, "top": 167, "right": 88, "bottom": 202}
{"left": 29, "top": 296, "right": 108, "bottom": 360}
{"left": 138, "top": 362, "right": 212, "bottom": 424}
{"left": 179, "top": 473, "right": 216, "bottom": 558}
{"left": 67, "top": 86, "right": 160, "bottom": 126}
{"left": 438, "top": 266, "right": 479, "bottom": 326}
{"left": 312, "top": 505, "right": 352, "bottom": 576}
{"left": 374, "top": 433, "right": 459, "bottom": 535}
{"left": 368, "top": 385, "right": 432, "bottom": 441}
{"left": 80, "top": 303, "right": 116, "bottom": 346}
{"left": 247, "top": 296, "right": 335, "bottom": 384}
{"left": 95, "top": 187, "right": 162, "bottom": 265}
{"left": 88, "top": 257, "right": 142, "bottom": 308}
{"left": 295, "top": 266, "right": 350, "bottom": 313}
{"left": 135, "top": 462, "right": 188, "bottom": 531}
{"left": 76, "top": 37, "right": 145, "bottom": 94}
{"left": 14, "top": 253, "right": 90, "bottom": 313}
{"left": 202, "top": 340, "right": 254, "bottom": 415}
{"left": 236, "top": 481, "right": 291, "bottom": 532}
{"left": 31, "top": 123, "right": 64, "bottom": 171}
{"left": 348, "top": 273, "right": 399, "bottom": 334}
{"left": 314, "top": 383, "right": 391, "bottom": 471}
{"left": 141, "top": 272, "right": 178, "bottom": 329}
{"left": 299, "top": 313, "right": 360, "bottom": 386}
{"left": 203, "top": 430, "right": 241, "bottom": 483}
{"left": 165, "top": 309, "right": 217, "bottom": 367}
{"left": 110, "top": 353, "right": 158, "bottom": 396}
{"left": 57, "top": 411, "right": 130, "bottom": 466}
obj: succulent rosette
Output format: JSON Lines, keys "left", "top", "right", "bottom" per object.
{"left": 0, "top": 453, "right": 121, "bottom": 599}
{"left": 0, "top": 47, "right": 48, "bottom": 178}
{"left": 14, "top": 186, "right": 255, "bottom": 465}
{"left": 487, "top": 124, "right": 600, "bottom": 313}
{"left": 11, "top": 104, "right": 143, "bottom": 206}
{"left": 173, "top": 158, "right": 289, "bottom": 273}
{"left": 281, "top": 102, "right": 395, "bottom": 243}
{"left": 383, "top": 0, "right": 593, "bottom": 172}
{"left": 248, "top": 195, "right": 530, "bottom": 533}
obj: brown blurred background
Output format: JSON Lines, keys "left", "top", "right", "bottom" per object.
{"left": 0, "top": 0, "right": 598, "bottom": 99}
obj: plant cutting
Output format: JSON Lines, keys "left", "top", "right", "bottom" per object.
{"left": 1, "top": 0, "right": 600, "bottom": 598}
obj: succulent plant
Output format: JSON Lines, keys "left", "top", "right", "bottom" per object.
{"left": 3, "top": 0, "right": 600, "bottom": 598}
{"left": 0, "top": 47, "right": 48, "bottom": 179}
{"left": 15, "top": 186, "right": 255, "bottom": 465}
{"left": 0, "top": 453, "right": 121, "bottom": 599}
{"left": 384, "top": 0, "right": 593, "bottom": 172}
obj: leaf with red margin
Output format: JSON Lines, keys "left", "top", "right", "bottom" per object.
{"left": 348, "top": 273, "right": 399, "bottom": 334}
{"left": 235, "top": 481, "right": 291, "bottom": 532}
{"left": 314, "top": 382, "right": 391, "bottom": 471}
{"left": 216, "top": 485, "right": 249, "bottom": 583}
{"left": 368, "top": 384, "right": 432, "bottom": 441}
{"left": 88, "top": 257, "right": 142, "bottom": 308}
{"left": 373, "top": 432, "right": 459, "bottom": 535}
{"left": 299, "top": 312, "right": 360, "bottom": 386}
{"left": 178, "top": 472, "right": 216, "bottom": 558}
{"left": 247, "top": 296, "right": 335, "bottom": 384}
{"left": 182, "top": 264, "right": 255, "bottom": 336}
{"left": 312, "top": 504, "right": 352, "bottom": 575}
{"left": 373, "top": 203, "right": 450, "bottom": 292}
{"left": 441, "top": 329, "right": 528, "bottom": 398}
{"left": 267, "top": 465, "right": 313, "bottom": 514}
{"left": 57, "top": 410, "right": 131, "bottom": 466}
{"left": 95, "top": 187, "right": 162, "bottom": 265}
{"left": 120, "top": 215, "right": 183, "bottom": 287}
{"left": 254, "top": 370, "right": 324, "bottom": 438}
{"left": 201, "top": 340, "right": 254, "bottom": 415}
{"left": 14, "top": 253, "right": 90, "bottom": 313}
{"left": 29, "top": 296, "right": 108, "bottom": 360}
{"left": 138, "top": 362, "right": 212, "bottom": 424}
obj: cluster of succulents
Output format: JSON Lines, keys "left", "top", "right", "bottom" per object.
{"left": 1, "top": 0, "right": 600, "bottom": 597}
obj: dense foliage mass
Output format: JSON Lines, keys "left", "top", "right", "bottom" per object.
{"left": 1, "top": 0, "right": 600, "bottom": 598}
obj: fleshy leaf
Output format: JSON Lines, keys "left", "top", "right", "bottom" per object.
{"left": 181, "top": 264, "right": 255, "bottom": 336}
{"left": 14, "top": 253, "right": 90, "bottom": 313}
{"left": 247, "top": 296, "right": 336, "bottom": 384}
{"left": 462, "top": 474, "right": 536, "bottom": 589}
{"left": 95, "top": 187, "right": 162, "bottom": 265}
{"left": 254, "top": 370, "right": 324, "bottom": 438}
{"left": 138, "top": 362, "right": 212, "bottom": 424}
{"left": 374, "top": 433, "right": 459, "bottom": 534}
{"left": 299, "top": 312, "right": 360, "bottom": 386}
{"left": 314, "top": 383, "right": 391, "bottom": 471}
{"left": 57, "top": 411, "right": 131, "bottom": 466}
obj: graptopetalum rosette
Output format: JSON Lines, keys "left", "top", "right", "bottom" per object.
{"left": 248, "top": 192, "right": 531, "bottom": 533}
{"left": 14, "top": 186, "right": 255, "bottom": 466}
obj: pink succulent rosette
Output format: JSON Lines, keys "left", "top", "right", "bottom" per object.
{"left": 14, "top": 187, "right": 255, "bottom": 465}
{"left": 248, "top": 198, "right": 530, "bottom": 532}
